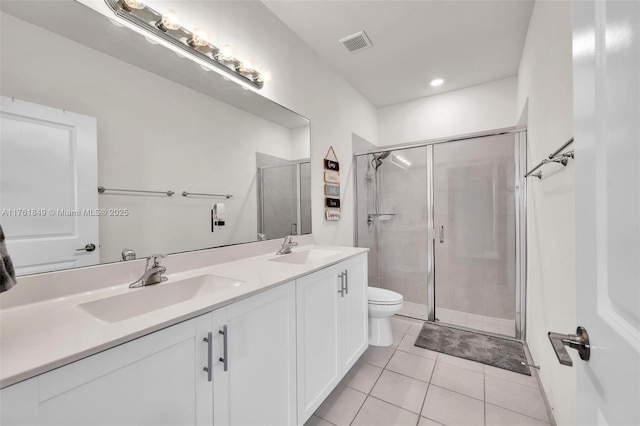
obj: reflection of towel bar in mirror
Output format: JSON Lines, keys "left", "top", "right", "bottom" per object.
{"left": 182, "top": 191, "right": 233, "bottom": 199}
{"left": 97, "top": 186, "right": 175, "bottom": 196}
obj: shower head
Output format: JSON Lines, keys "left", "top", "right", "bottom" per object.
{"left": 373, "top": 151, "right": 391, "bottom": 161}
{"left": 371, "top": 151, "right": 391, "bottom": 169}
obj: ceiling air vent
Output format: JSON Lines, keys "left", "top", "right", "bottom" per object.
{"left": 339, "top": 31, "right": 373, "bottom": 53}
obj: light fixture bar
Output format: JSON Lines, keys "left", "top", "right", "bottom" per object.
{"left": 103, "top": 0, "right": 264, "bottom": 89}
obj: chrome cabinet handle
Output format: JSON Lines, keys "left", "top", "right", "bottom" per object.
{"left": 76, "top": 243, "right": 96, "bottom": 252}
{"left": 344, "top": 270, "right": 349, "bottom": 295}
{"left": 203, "top": 332, "right": 212, "bottom": 381}
{"left": 548, "top": 326, "right": 590, "bottom": 366}
{"left": 337, "top": 272, "right": 345, "bottom": 297}
{"left": 219, "top": 325, "right": 228, "bottom": 372}
{"left": 439, "top": 226, "right": 444, "bottom": 243}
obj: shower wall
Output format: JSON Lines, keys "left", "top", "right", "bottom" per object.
{"left": 356, "top": 148, "right": 429, "bottom": 305}
{"left": 355, "top": 155, "right": 379, "bottom": 287}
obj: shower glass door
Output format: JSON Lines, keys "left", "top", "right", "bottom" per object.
{"left": 432, "top": 134, "right": 517, "bottom": 337}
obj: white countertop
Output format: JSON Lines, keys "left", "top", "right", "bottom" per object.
{"left": 0, "top": 244, "right": 367, "bottom": 388}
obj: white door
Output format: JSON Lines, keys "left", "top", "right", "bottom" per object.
{"left": 573, "top": 1, "right": 640, "bottom": 424}
{"left": 0, "top": 96, "right": 99, "bottom": 275}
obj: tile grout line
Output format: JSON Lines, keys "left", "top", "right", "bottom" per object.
{"left": 416, "top": 345, "right": 439, "bottom": 425}
{"left": 484, "top": 363, "right": 487, "bottom": 426}
{"left": 484, "top": 402, "right": 552, "bottom": 425}
{"left": 366, "top": 394, "right": 426, "bottom": 418}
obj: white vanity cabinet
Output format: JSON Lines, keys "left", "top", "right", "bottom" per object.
{"left": 0, "top": 252, "right": 366, "bottom": 426}
{"left": 296, "top": 254, "right": 368, "bottom": 424}
{"left": 1, "top": 316, "right": 211, "bottom": 426}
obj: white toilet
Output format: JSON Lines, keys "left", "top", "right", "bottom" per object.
{"left": 368, "top": 287, "right": 404, "bottom": 347}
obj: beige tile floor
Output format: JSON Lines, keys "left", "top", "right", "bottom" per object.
{"left": 305, "top": 316, "right": 550, "bottom": 426}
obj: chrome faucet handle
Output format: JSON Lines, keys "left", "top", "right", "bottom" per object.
{"left": 147, "top": 253, "right": 167, "bottom": 267}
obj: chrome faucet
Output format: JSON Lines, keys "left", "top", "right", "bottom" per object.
{"left": 276, "top": 235, "right": 298, "bottom": 255}
{"left": 129, "top": 254, "right": 167, "bottom": 288}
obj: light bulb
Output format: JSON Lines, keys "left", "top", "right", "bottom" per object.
{"left": 430, "top": 78, "right": 444, "bottom": 87}
{"left": 158, "top": 9, "right": 181, "bottom": 31}
{"left": 188, "top": 27, "right": 210, "bottom": 47}
{"left": 239, "top": 56, "right": 254, "bottom": 72}
{"left": 261, "top": 69, "right": 272, "bottom": 83}
{"left": 218, "top": 44, "right": 235, "bottom": 61}
{"left": 121, "top": 0, "right": 145, "bottom": 11}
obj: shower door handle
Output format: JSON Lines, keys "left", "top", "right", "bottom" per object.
{"left": 439, "top": 226, "right": 444, "bottom": 243}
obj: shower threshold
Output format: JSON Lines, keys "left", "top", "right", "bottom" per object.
{"left": 397, "top": 303, "right": 516, "bottom": 338}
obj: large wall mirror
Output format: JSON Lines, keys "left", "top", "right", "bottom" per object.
{"left": 0, "top": 1, "right": 311, "bottom": 276}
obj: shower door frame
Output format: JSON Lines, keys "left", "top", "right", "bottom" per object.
{"left": 354, "top": 127, "right": 528, "bottom": 340}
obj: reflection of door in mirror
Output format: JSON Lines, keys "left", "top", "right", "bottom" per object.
{"left": 256, "top": 153, "right": 311, "bottom": 239}
{"left": 0, "top": 97, "right": 99, "bottom": 275}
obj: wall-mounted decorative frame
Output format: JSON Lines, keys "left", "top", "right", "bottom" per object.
{"left": 324, "top": 146, "right": 341, "bottom": 221}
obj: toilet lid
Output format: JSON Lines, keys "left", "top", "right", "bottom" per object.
{"left": 368, "top": 287, "right": 403, "bottom": 304}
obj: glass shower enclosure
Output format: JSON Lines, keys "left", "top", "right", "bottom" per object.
{"left": 257, "top": 160, "right": 311, "bottom": 240}
{"left": 355, "top": 131, "right": 527, "bottom": 338}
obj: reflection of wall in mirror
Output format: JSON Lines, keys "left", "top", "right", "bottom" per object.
{"left": 0, "top": 12, "right": 310, "bottom": 266}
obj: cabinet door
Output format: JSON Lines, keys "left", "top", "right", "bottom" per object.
{"left": 214, "top": 282, "right": 296, "bottom": 426}
{"left": 340, "top": 254, "right": 368, "bottom": 371}
{"left": 296, "top": 263, "right": 343, "bottom": 425}
{"left": 35, "top": 317, "right": 209, "bottom": 426}
{"left": 0, "top": 378, "right": 40, "bottom": 425}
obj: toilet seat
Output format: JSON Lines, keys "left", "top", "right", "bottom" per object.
{"left": 368, "top": 287, "right": 403, "bottom": 305}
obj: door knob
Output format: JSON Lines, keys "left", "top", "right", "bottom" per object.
{"left": 548, "top": 326, "right": 590, "bottom": 366}
{"left": 76, "top": 243, "right": 96, "bottom": 252}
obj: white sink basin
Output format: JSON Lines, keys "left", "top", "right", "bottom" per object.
{"left": 78, "top": 274, "right": 243, "bottom": 323}
{"left": 268, "top": 248, "right": 340, "bottom": 265}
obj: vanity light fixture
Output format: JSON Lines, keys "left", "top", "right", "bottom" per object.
{"left": 430, "top": 78, "right": 444, "bottom": 87}
{"left": 104, "top": 0, "right": 266, "bottom": 89}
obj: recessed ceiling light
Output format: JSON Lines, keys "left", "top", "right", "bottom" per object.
{"left": 430, "top": 78, "right": 444, "bottom": 87}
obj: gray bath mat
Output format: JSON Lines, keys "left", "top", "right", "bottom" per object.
{"left": 414, "top": 322, "right": 531, "bottom": 375}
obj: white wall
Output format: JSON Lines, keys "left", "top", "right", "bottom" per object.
{"left": 377, "top": 77, "right": 517, "bottom": 146}
{"left": 1, "top": 13, "right": 301, "bottom": 263}
{"left": 517, "top": 1, "right": 575, "bottom": 424}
